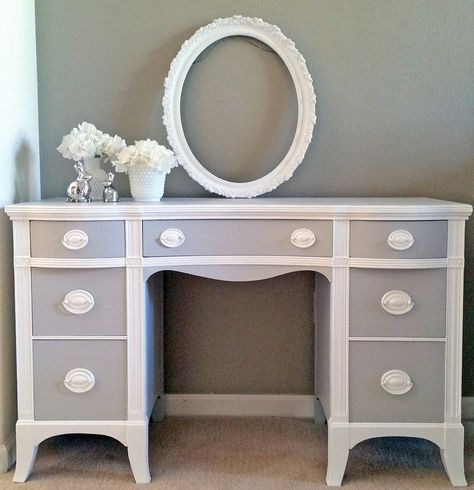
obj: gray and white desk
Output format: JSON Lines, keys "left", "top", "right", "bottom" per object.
{"left": 5, "top": 197, "right": 472, "bottom": 486}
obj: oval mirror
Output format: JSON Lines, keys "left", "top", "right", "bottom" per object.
{"left": 163, "top": 15, "right": 316, "bottom": 198}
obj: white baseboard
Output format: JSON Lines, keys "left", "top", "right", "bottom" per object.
{"left": 462, "top": 396, "right": 474, "bottom": 420}
{"left": 163, "top": 394, "right": 474, "bottom": 420}
{"left": 163, "top": 394, "right": 314, "bottom": 418}
{"left": 0, "top": 431, "right": 16, "bottom": 474}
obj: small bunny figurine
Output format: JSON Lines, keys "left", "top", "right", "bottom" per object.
{"left": 66, "top": 162, "right": 92, "bottom": 202}
{"left": 103, "top": 172, "right": 120, "bottom": 203}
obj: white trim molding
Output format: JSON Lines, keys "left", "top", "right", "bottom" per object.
{"left": 6, "top": 197, "right": 473, "bottom": 221}
{"left": 161, "top": 394, "right": 474, "bottom": 420}
{"left": 349, "top": 257, "right": 447, "bottom": 269}
{"left": 163, "top": 394, "right": 314, "bottom": 418}
{"left": 445, "top": 220, "right": 466, "bottom": 424}
{"left": 143, "top": 255, "right": 333, "bottom": 269}
{"left": 29, "top": 257, "right": 126, "bottom": 268}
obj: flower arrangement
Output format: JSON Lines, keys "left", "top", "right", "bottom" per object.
{"left": 112, "top": 139, "right": 178, "bottom": 174}
{"left": 57, "top": 122, "right": 126, "bottom": 162}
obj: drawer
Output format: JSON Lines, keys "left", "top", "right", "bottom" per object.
{"left": 143, "top": 220, "right": 332, "bottom": 257}
{"left": 350, "top": 269, "right": 446, "bottom": 338}
{"left": 350, "top": 221, "right": 447, "bottom": 258}
{"left": 33, "top": 340, "right": 126, "bottom": 420}
{"left": 30, "top": 221, "right": 125, "bottom": 258}
{"left": 32, "top": 268, "right": 126, "bottom": 336}
{"left": 349, "top": 341, "right": 445, "bottom": 422}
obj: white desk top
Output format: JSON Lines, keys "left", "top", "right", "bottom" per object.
{"left": 5, "top": 197, "right": 472, "bottom": 221}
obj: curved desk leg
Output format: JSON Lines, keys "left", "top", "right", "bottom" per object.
{"left": 13, "top": 425, "right": 38, "bottom": 482}
{"left": 127, "top": 422, "right": 151, "bottom": 483}
{"left": 440, "top": 425, "right": 467, "bottom": 487}
{"left": 326, "top": 422, "right": 349, "bottom": 486}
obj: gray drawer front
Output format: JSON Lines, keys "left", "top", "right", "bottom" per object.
{"left": 350, "top": 221, "right": 447, "bottom": 258}
{"left": 350, "top": 269, "right": 446, "bottom": 338}
{"left": 143, "top": 220, "right": 333, "bottom": 257}
{"left": 349, "top": 341, "right": 445, "bottom": 423}
{"left": 32, "top": 268, "right": 126, "bottom": 336}
{"left": 31, "top": 221, "right": 125, "bottom": 258}
{"left": 34, "top": 340, "right": 126, "bottom": 420}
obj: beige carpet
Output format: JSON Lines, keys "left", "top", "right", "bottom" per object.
{"left": 0, "top": 417, "right": 473, "bottom": 489}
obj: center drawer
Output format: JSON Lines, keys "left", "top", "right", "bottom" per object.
{"left": 143, "top": 220, "right": 333, "bottom": 257}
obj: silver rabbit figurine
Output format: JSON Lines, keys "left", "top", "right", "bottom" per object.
{"left": 103, "top": 172, "right": 120, "bottom": 203}
{"left": 66, "top": 162, "right": 92, "bottom": 202}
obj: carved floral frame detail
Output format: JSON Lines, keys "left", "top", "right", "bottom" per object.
{"left": 162, "top": 15, "right": 317, "bottom": 198}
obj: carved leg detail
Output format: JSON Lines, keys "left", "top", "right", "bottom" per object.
{"left": 127, "top": 423, "right": 151, "bottom": 483}
{"left": 440, "top": 426, "right": 467, "bottom": 487}
{"left": 326, "top": 422, "right": 350, "bottom": 486}
{"left": 13, "top": 426, "right": 38, "bottom": 482}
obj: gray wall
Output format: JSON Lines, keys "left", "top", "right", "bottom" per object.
{"left": 35, "top": 1, "right": 474, "bottom": 394}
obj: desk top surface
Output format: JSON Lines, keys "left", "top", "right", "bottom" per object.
{"left": 5, "top": 197, "right": 473, "bottom": 220}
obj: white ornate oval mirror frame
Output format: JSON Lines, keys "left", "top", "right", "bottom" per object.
{"left": 163, "top": 15, "right": 317, "bottom": 198}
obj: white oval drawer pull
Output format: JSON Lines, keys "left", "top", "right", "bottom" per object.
{"left": 290, "top": 228, "right": 316, "bottom": 248}
{"left": 381, "top": 370, "right": 413, "bottom": 395}
{"left": 64, "top": 368, "right": 95, "bottom": 393}
{"left": 387, "top": 230, "right": 415, "bottom": 251}
{"left": 62, "top": 290, "right": 95, "bottom": 314}
{"left": 159, "top": 228, "right": 185, "bottom": 248}
{"left": 62, "top": 229, "right": 89, "bottom": 250}
{"left": 381, "top": 290, "right": 414, "bottom": 315}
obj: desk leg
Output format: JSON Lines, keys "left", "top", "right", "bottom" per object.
{"left": 127, "top": 422, "right": 151, "bottom": 483}
{"left": 13, "top": 425, "right": 38, "bottom": 482}
{"left": 326, "top": 422, "right": 349, "bottom": 486}
{"left": 440, "top": 425, "right": 467, "bottom": 487}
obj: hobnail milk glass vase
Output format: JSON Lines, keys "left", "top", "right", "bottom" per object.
{"left": 128, "top": 166, "right": 166, "bottom": 201}
{"left": 82, "top": 157, "right": 108, "bottom": 201}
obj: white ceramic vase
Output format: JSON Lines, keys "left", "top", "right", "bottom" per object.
{"left": 128, "top": 166, "right": 166, "bottom": 201}
{"left": 83, "top": 157, "right": 108, "bottom": 201}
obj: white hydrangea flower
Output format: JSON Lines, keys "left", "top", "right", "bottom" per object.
{"left": 57, "top": 122, "right": 127, "bottom": 163}
{"left": 112, "top": 139, "right": 178, "bottom": 174}
{"left": 57, "top": 122, "right": 106, "bottom": 161}
{"left": 101, "top": 134, "right": 127, "bottom": 162}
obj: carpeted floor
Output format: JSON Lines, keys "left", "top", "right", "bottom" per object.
{"left": 0, "top": 417, "right": 473, "bottom": 489}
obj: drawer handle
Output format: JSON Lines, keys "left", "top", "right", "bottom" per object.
{"left": 290, "top": 228, "right": 316, "bottom": 248}
{"left": 64, "top": 368, "right": 95, "bottom": 393}
{"left": 62, "top": 289, "right": 95, "bottom": 314}
{"left": 159, "top": 228, "right": 185, "bottom": 248}
{"left": 62, "top": 229, "right": 89, "bottom": 250}
{"left": 381, "top": 290, "right": 414, "bottom": 315}
{"left": 381, "top": 369, "right": 413, "bottom": 395}
{"left": 387, "top": 229, "right": 415, "bottom": 251}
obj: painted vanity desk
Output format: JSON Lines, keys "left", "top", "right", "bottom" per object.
{"left": 5, "top": 196, "right": 472, "bottom": 486}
